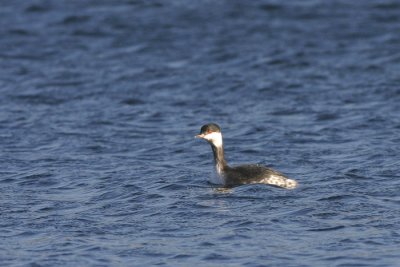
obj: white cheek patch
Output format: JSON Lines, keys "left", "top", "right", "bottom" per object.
{"left": 204, "top": 132, "right": 223, "bottom": 147}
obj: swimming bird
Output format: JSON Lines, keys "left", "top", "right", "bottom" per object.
{"left": 196, "top": 123, "right": 298, "bottom": 189}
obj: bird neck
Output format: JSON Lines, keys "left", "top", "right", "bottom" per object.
{"left": 210, "top": 142, "right": 228, "bottom": 174}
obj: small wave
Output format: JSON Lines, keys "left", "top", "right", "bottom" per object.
{"left": 61, "top": 15, "right": 90, "bottom": 25}
{"left": 121, "top": 98, "right": 145, "bottom": 106}
{"left": 316, "top": 113, "right": 340, "bottom": 121}
{"left": 13, "top": 94, "right": 66, "bottom": 106}
{"left": 202, "top": 253, "right": 230, "bottom": 261}
{"left": 318, "top": 194, "right": 355, "bottom": 201}
{"left": 25, "top": 4, "right": 50, "bottom": 13}
{"left": 72, "top": 29, "right": 108, "bottom": 38}
{"left": 373, "top": 3, "right": 400, "bottom": 10}
{"left": 7, "top": 29, "right": 33, "bottom": 36}
{"left": 259, "top": 4, "right": 283, "bottom": 12}
{"left": 308, "top": 225, "right": 345, "bottom": 232}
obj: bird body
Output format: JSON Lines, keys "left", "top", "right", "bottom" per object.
{"left": 196, "top": 123, "right": 298, "bottom": 189}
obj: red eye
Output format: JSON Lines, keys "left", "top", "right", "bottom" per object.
{"left": 207, "top": 130, "right": 212, "bottom": 134}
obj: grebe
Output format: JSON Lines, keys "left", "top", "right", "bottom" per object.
{"left": 196, "top": 123, "right": 298, "bottom": 189}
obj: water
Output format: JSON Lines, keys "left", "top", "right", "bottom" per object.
{"left": 1, "top": 0, "right": 399, "bottom": 266}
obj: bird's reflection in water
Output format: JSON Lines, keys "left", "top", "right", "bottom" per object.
{"left": 213, "top": 187, "right": 233, "bottom": 194}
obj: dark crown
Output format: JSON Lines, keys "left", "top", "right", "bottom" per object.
{"left": 199, "top": 123, "right": 221, "bottom": 134}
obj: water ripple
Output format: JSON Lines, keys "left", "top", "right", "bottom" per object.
{"left": 0, "top": 0, "right": 399, "bottom": 266}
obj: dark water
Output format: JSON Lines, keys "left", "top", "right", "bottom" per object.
{"left": 1, "top": 0, "right": 400, "bottom": 266}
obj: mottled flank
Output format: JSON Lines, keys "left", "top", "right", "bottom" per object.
{"left": 224, "top": 164, "right": 298, "bottom": 189}
{"left": 261, "top": 176, "right": 298, "bottom": 189}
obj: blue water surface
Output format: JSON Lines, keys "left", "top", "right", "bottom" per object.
{"left": 0, "top": 0, "right": 399, "bottom": 266}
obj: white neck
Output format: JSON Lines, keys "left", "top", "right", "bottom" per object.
{"left": 204, "top": 132, "right": 223, "bottom": 148}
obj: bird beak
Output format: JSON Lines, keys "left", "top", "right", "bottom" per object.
{"left": 195, "top": 134, "right": 205, "bottom": 139}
